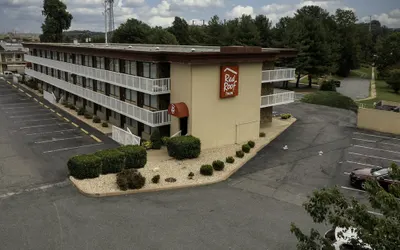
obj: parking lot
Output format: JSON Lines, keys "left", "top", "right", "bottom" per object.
{"left": 0, "top": 79, "right": 117, "bottom": 195}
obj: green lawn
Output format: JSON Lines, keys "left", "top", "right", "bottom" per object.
{"left": 349, "top": 66, "right": 372, "bottom": 79}
{"left": 357, "top": 80, "right": 400, "bottom": 108}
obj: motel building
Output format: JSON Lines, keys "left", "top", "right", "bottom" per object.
{"left": 23, "top": 43, "right": 296, "bottom": 149}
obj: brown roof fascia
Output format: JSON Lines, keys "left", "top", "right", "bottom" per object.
{"left": 22, "top": 43, "right": 297, "bottom": 64}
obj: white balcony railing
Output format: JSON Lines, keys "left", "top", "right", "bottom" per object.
{"left": 260, "top": 91, "right": 295, "bottom": 108}
{"left": 262, "top": 68, "right": 296, "bottom": 83}
{"left": 25, "top": 55, "right": 171, "bottom": 95}
{"left": 25, "top": 69, "right": 170, "bottom": 127}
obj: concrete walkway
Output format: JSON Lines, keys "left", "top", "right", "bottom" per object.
{"left": 336, "top": 77, "right": 370, "bottom": 100}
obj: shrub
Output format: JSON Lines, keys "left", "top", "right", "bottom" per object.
{"left": 118, "top": 145, "right": 147, "bottom": 169}
{"left": 102, "top": 122, "right": 108, "bottom": 127}
{"left": 150, "top": 129, "right": 162, "bottom": 149}
{"left": 301, "top": 91, "right": 359, "bottom": 113}
{"left": 242, "top": 144, "right": 251, "bottom": 153}
{"left": 280, "top": 113, "right": 292, "bottom": 120}
{"left": 77, "top": 107, "right": 85, "bottom": 115}
{"left": 92, "top": 116, "right": 101, "bottom": 123}
{"left": 319, "top": 80, "right": 337, "bottom": 91}
{"left": 212, "top": 160, "right": 225, "bottom": 171}
{"left": 69, "top": 105, "right": 76, "bottom": 110}
{"left": 161, "top": 136, "right": 170, "bottom": 146}
{"left": 62, "top": 101, "right": 68, "bottom": 107}
{"left": 236, "top": 150, "right": 244, "bottom": 158}
{"left": 188, "top": 172, "right": 194, "bottom": 179}
{"left": 200, "top": 165, "right": 213, "bottom": 176}
{"left": 226, "top": 156, "right": 235, "bottom": 164}
{"left": 259, "top": 132, "right": 266, "bottom": 137}
{"left": 94, "top": 148, "right": 125, "bottom": 174}
{"left": 167, "top": 135, "right": 201, "bottom": 160}
{"left": 116, "top": 169, "right": 146, "bottom": 190}
{"left": 248, "top": 141, "right": 255, "bottom": 148}
{"left": 387, "top": 69, "right": 400, "bottom": 93}
{"left": 84, "top": 112, "right": 93, "bottom": 119}
{"left": 151, "top": 174, "right": 160, "bottom": 184}
{"left": 142, "top": 140, "right": 152, "bottom": 150}
{"left": 67, "top": 154, "right": 102, "bottom": 179}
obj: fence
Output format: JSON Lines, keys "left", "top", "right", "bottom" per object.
{"left": 112, "top": 125, "right": 141, "bottom": 145}
{"left": 260, "top": 91, "right": 295, "bottom": 108}
{"left": 43, "top": 90, "right": 56, "bottom": 104}
{"left": 262, "top": 68, "right": 296, "bottom": 83}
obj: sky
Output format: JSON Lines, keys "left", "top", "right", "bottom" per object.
{"left": 0, "top": 0, "right": 399, "bottom": 33}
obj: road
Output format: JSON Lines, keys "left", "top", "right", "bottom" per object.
{"left": 336, "top": 78, "right": 370, "bottom": 100}
{"left": 1, "top": 100, "right": 364, "bottom": 250}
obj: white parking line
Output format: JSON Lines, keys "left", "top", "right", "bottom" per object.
{"left": 43, "top": 143, "right": 104, "bottom": 154}
{"left": 353, "top": 145, "right": 400, "bottom": 155}
{"left": 6, "top": 109, "right": 49, "bottom": 114}
{"left": 1, "top": 102, "right": 33, "bottom": 106}
{"left": 14, "top": 118, "right": 58, "bottom": 123}
{"left": 2, "top": 105, "right": 40, "bottom": 110}
{"left": 341, "top": 186, "right": 366, "bottom": 193}
{"left": 35, "top": 136, "right": 83, "bottom": 144}
{"left": 346, "top": 160, "right": 382, "bottom": 168}
{"left": 381, "top": 142, "right": 400, "bottom": 148}
{"left": 354, "top": 132, "right": 400, "bottom": 141}
{"left": 26, "top": 129, "right": 77, "bottom": 136}
{"left": 353, "top": 138, "right": 400, "bottom": 147}
{"left": 10, "top": 113, "right": 53, "bottom": 118}
{"left": 352, "top": 138, "right": 376, "bottom": 143}
{"left": 20, "top": 123, "right": 68, "bottom": 129}
{"left": 343, "top": 172, "right": 351, "bottom": 175}
{"left": 349, "top": 152, "right": 400, "bottom": 163}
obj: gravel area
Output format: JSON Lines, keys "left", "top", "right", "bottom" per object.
{"left": 71, "top": 118, "right": 296, "bottom": 195}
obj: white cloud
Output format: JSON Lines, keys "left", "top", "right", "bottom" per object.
{"left": 170, "top": 0, "right": 224, "bottom": 8}
{"left": 226, "top": 5, "right": 254, "bottom": 19}
{"left": 147, "top": 16, "right": 175, "bottom": 27}
{"left": 361, "top": 9, "right": 400, "bottom": 28}
{"left": 150, "top": 0, "right": 172, "bottom": 17}
{"left": 262, "top": 4, "right": 292, "bottom": 14}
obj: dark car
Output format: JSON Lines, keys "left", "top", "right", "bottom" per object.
{"left": 350, "top": 167, "right": 398, "bottom": 190}
{"left": 332, "top": 80, "right": 341, "bottom": 87}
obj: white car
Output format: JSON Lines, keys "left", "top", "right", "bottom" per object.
{"left": 3, "top": 71, "right": 13, "bottom": 79}
{"left": 324, "top": 227, "right": 372, "bottom": 250}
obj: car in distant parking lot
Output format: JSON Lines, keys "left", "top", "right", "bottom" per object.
{"left": 349, "top": 167, "right": 399, "bottom": 190}
{"left": 3, "top": 71, "right": 13, "bottom": 79}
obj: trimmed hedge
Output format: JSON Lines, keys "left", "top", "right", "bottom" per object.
{"left": 118, "top": 145, "right": 147, "bottom": 169}
{"left": 212, "top": 160, "right": 225, "bottom": 171}
{"left": 226, "top": 156, "right": 235, "bottom": 163}
{"left": 67, "top": 154, "right": 102, "bottom": 179}
{"left": 150, "top": 129, "right": 162, "bottom": 149}
{"left": 95, "top": 148, "right": 125, "bottom": 174}
{"left": 77, "top": 107, "right": 85, "bottom": 116}
{"left": 242, "top": 144, "right": 251, "bottom": 153}
{"left": 236, "top": 150, "right": 244, "bottom": 158}
{"left": 102, "top": 122, "right": 109, "bottom": 127}
{"left": 116, "top": 169, "right": 146, "bottom": 190}
{"left": 84, "top": 112, "right": 93, "bottom": 119}
{"left": 301, "top": 91, "right": 359, "bottom": 113}
{"left": 280, "top": 113, "right": 292, "bottom": 120}
{"left": 200, "top": 164, "right": 213, "bottom": 176}
{"left": 320, "top": 80, "right": 337, "bottom": 91}
{"left": 92, "top": 116, "right": 101, "bottom": 123}
{"left": 259, "top": 132, "right": 266, "bottom": 137}
{"left": 167, "top": 135, "right": 201, "bottom": 160}
{"left": 248, "top": 141, "right": 255, "bottom": 148}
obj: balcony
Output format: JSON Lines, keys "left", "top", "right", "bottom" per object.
{"left": 25, "top": 69, "right": 170, "bottom": 127}
{"left": 262, "top": 68, "right": 296, "bottom": 83}
{"left": 260, "top": 90, "right": 295, "bottom": 108}
{"left": 25, "top": 55, "right": 171, "bottom": 95}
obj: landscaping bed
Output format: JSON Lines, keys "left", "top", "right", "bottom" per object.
{"left": 301, "top": 91, "right": 359, "bottom": 113}
{"left": 70, "top": 117, "right": 296, "bottom": 196}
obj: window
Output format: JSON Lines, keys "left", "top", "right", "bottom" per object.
{"left": 144, "top": 94, "right": 150, "bottom": 106}
{"left": 110, "top": 85, "right": 118, "bottom": 96}
{"left": 84, "top": 55, "right": 89, "bottom": 66}
{"left": 98, "top": 106, "right": 103, "bottom": 112}
{"left": 98, "top": 81, "right": 105, "bottom": 92}
{"left": 76, "top": 54, "right": 81, "bottom": 65}
{"left": 151, "top": 95, "right": 158, "bottom": 109}
{"left": 151, "top": 63, "right": 157, "bottom": 78}
{"left": 88, "top": 101, "right": 92, "bottom": 108}
{"left": 144, "top": 124, "right": 151, "bottom": 134}
{"left": 127, "top": 118, "right": 137, "bottom": 127}
{"left": 130, "top": 61, "right": 137, "bottom": 75}
{"left": 125, "top": 89, "right": 137, "bottom": 103}
{"left": 88, "top": 56, "right": 93, "bottom": 67}
{"left": 87, "top": 78, "right": 93, "bottom": 89}
{"left": 112, "top": 111, "right": 118, "bottom": 119}
{"left": 143, "top": 62, "right": 150, "bottom": 78}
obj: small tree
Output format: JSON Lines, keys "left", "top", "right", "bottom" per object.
{"left": 291, "top": 163, "right": 400, "bottom": 250}
{"left": 150, "top": 129, "right": 162, "bottom": 150}
{"left": 386, "top": 69, "right": 400, "bottom": 93}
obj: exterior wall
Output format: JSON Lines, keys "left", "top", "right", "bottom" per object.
{"left": 260, "top": 82, "right": 274, "bottom": 125}
{"left": 357, "top": 108, "right": 400, "bottom": 135}
{"left": 67, "top": 95, "right": 74, "bottom": 105}
{"left": 125, "top": 124, "right": 139, "bottom": 135}
{"left": 96, "top": 109, "right": 107, "bottom": 121}
{"left": 75, "top": 98, "right": 84, "bottom": 108}
{"left": 169, "top": 63, "right": 193, "bottom": 136}
{"left": 109, "top": 112, "right": 121, "bottom": 127}
{"left": 190, "top": 63, "right": 262, "bottom": 149}
{"left": 86, "top": 103, "right": 94, "bottom": 114}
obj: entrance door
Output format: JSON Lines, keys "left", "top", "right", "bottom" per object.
{"left": 179, "top": 117, "right": 188, "bottom": 135}
{"left": 137, "top": 92, "right": 144, "bottom": 108}
{"left": 120, "top": 115, "right": 126, "bottom": 128}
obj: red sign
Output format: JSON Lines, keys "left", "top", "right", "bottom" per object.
{"left": 220, "top": 66, "right": 239, "bottom": 98}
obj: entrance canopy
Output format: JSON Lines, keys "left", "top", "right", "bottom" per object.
{"left": 168, "top": 102, "right": 189, "bottom": 118}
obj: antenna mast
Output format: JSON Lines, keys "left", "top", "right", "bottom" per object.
{"left": 104, "top": 0, "right": 115, "bottom": 44}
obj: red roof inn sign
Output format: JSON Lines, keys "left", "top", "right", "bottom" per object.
{"left": 220, "top": 66, "right": 239, "bottom": 98}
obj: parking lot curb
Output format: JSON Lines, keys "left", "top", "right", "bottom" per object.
{"left": 70, "top": 118, "right": 297, "bottom": 198}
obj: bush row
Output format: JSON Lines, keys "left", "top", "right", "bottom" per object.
{"left": 67, "top": 145, "right": 147, "bottom": 179}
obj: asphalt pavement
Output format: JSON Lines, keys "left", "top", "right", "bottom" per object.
{"left": 336, "top": 78, "right": 370, "bottom": 100}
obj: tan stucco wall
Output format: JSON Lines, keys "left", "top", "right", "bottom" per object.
{"left": 170, "top": 63, "right": 193, "bottom": 136}
{"left": 357, "top": 108, "right": 400, "bottom": 135}
{"left": 189, "top": 63, "right": 262, "bottom": 149}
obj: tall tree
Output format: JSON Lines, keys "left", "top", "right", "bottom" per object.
{"left": 189, "top": 25, "right": 208, "bottom": 45}
{"left": 40, "top": 0, "right": 73, "bottom": 42}
{"left": 148, "top": 27, "right": 179, "bottom": 45}
{"left": 206, "top": 15, "right": 229, "bottom": 46}
{"left": 376, "top": 32, "right": 400, "bottom": 77}
{"left": 254, "top": 15, "right": 272, "bottom": 47}
{"left": 291, "top": 162, "right": 400, "bottom": 250}
{"left": 169, "top": 17, "right": 191, "bottom": 45}
{"left": 236, "top": 15, "right": 260, "bottom": 46}
{"left": 112, "top": 18, "right": 152, "bottom": 43}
